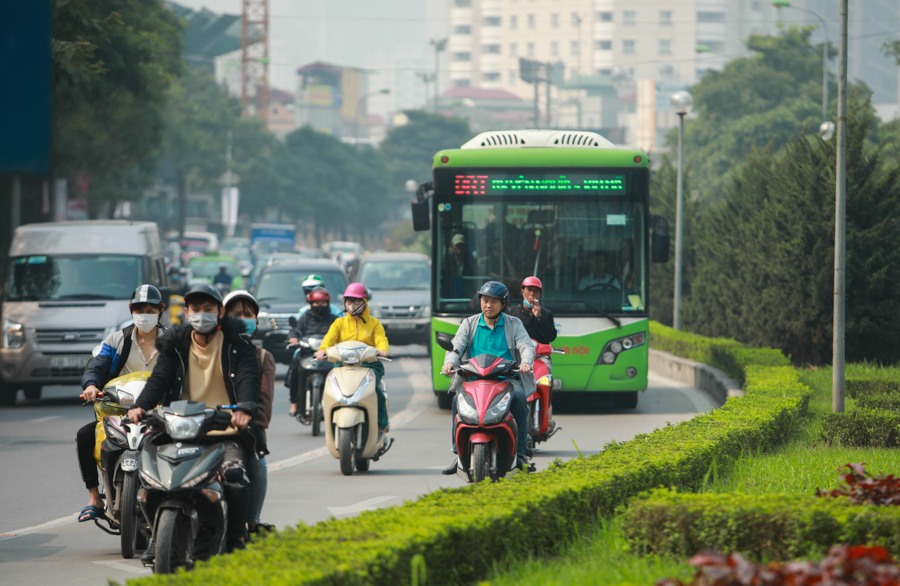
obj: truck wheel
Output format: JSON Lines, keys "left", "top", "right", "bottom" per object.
{"left": 23, "top": 385, "right": 42, "bottom": 401}
{"left": 0, "top": 383, "right": 17, "bottom": 407}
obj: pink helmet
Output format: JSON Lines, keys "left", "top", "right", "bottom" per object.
{"left": 343, "top": 282, "right": 369, "bottom": 300}
{"left": 521, "top": 276, "right": 543, "bottom": 290}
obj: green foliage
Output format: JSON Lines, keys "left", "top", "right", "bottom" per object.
{"left": 126, "top": 329, "right": 810, "bottom": 586}
{"left": 847, "top": 378, "right": 900, "bottom": 398}
{"left": 52, "top": 0, "right": 183, "bottom": 215}
{"left": 821, "top": 409, "right": 900, "bottom": 448}
{"left": 622, "top": 489, "right": 900, "bottom": 561}
{"left": 682, "top": 95, "right": 900, "bottom": 366}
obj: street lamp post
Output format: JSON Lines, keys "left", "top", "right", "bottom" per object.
{"left": 430, "top": 38, "right": 448, "bottom": 111}
{"left": 772, "top": 1, "right": 829, "bottom": 126}
{"left": 671, "top": 90, "right": 693, "bottom": 330}
{"left": 356, "top": 88, "right": 390, "bottom": 140}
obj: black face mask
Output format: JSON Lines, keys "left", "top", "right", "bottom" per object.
{"left": 312, "top": 305, "right": 329, "bottom": 317}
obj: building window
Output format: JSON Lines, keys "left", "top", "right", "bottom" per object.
{"left": 528, "top": 14, "right": 536, "bottom": 28}
{"left": 623, "top": 39, "right": 635, "bottom": 54}
{"left": 453, "top": 25, "right": 471, "bottom": 35}
{"left": 452, "top": 78, "right": 471, "bottom": 88}
{"left": 484, "top": 72, "right": 501, "bottom": 82}
{"left": 483, "top": 43, "right": 501, "bottom": 54}
{"left": 511, "top": 14, "right": 518, "bottom": 29}
{"left": 596, "top": 40, "right": 612, "bottom": 51}
{"left": 597, "top": 11, "right": 613, "bottom": 22}
{"left": 551, "top": 13, "right": 559, "bottom": 28}
{"left": 527, "top": 41, "right": 535, "bottom": 56}
{"left": 623, "top": 10, "right": 636, "bottom": 25}
{"left": 551, "top": 41, "right": 559, "bottom": 57}
{"left": 697, "top": 11, "right": 725, "bottom": 23}
{"left": 697, "top": 40, "right": 724, "bottom": 52}
{"left": 659, "top": 63, "right": 675, "bottom": 78}
{"left": 659, "top": 39, "right": 672, "bottom": 55}
{"left": 510, "top": 42, "right": 518, "bottom": 57}
{"left": 452, "top": 51, "right": 471, "bottom": 62}
{"left": 453, "top": 0, "right": 471, "bottom": 6}
{"left": 660, "top": 10, "right": 672, "bottom": 25}
{"left": 570, "top": 40, "right": 579, "bottom": 56}
{"left": 597, "top": 68, "right": 612, "bottom": 76}
{"left": 484, "top": 16, "right": 502, "bottom": 27}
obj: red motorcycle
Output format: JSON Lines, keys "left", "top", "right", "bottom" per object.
{"left": 442, "top": 350, "right": 522, "bottom": 483}
{"left": 528, "top": 341, "right": 565, "bottom": 448}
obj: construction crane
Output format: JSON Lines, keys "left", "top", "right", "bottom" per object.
{"left": 241, "top": 0, "right": 269, "bottom": 121}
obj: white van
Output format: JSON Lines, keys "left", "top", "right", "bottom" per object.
{"left": 0, "top": 221, "right": 169, "bottom": 405}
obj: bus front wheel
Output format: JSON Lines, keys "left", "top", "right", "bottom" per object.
{"left": 614, "top": 391, "right": 638, "bottom": 409}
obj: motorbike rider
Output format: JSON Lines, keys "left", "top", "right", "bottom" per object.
{"left": 295, "top": 274, "right": 343, "bottom": 319}
{"left": 286, "top": 287, "right": 338, "bottom": 418}
{"left": 440, "top": 280, "right": 535, "bottom": 475}
{"left": 223, "top": 290, "right": 275, "bottom": 536}
{"left": 126, "top": 283, "right": 259, "bottom": 555}
{"left": 76, "top": 284, "right": 167, "bottom": 523}
{"left": 506, "top": 275, "right": 558, "bottom": 434}
{"left": 315, "top": 282, "right": 391, "bottom": 436}
{"left": 213, "top": 263, "right": 233, "bottom": 289}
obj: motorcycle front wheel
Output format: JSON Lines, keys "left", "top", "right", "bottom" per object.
{"left": 311, "top": 378, "right": 323, "bottom": 437}
{"left": 471, "top": 443, "right": 490, "bottom": 483}
{"left": 119, "top": 471, "right": 141, "bottom": 559}
{"left": 338, "top": 428, "right": 355, "bottom": 476}
{"left": 154, "top": 509, "right": 192, "bottom": 574}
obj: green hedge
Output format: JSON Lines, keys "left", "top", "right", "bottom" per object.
{"left": 846, "top": 379, "right": 900, "bottom": 398}
{"left": 622, "top": 489, "right": 900, "bottom": 561}
{"left": 649, "top": 322, "right": 789, "bottom": 386}
{"left": 125, "top": 324, "right": 809, "bottom": 586}
{"left": 820, "top": 408, "right": 900, "bottom": 448}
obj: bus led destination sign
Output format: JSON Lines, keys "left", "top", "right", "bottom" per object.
{"left": 452, "top": 172, "right": 625, "bottom": 196}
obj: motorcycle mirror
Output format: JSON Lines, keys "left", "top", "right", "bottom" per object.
{"left": 435, "top": 332, "right": 454, "bottom": 352}
{"left": 288, "top": 315, "right": 297, "bottom": 328}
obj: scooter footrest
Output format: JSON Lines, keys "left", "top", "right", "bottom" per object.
{"left": 372, "top": 437, "right": 394, "bottom": 461}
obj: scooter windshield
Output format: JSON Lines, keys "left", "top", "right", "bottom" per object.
{"left": 461, "top": 354, "right": 517, "bottom": 378}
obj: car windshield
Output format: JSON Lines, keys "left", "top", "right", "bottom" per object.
{"left": 255, "top": 269, "right": 347, "bottom": 304}
{"left": 189, "top": 258, "right": 239, "bottom": 278}
{"left": 359, "top": 260, "right": 430, "bottom": 290}
{"left": 5, "top": 254, "right": 143, "bottom": 301}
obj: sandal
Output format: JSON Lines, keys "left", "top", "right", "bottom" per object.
{"left": 78, "top": 504, "right": 103, "bottom": 523}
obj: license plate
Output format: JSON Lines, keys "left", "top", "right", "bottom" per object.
{"left": 50, "top": 355, "right": 88, "bottom": 369}
{"left": 389, "top": 322, "right": 417, "bottom": 330}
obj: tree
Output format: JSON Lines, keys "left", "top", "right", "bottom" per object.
{"left": 52, "top": 0, "right": 183, "bottom": 216}
{"left": 683, "top": 96, "right": 900, "bottom": 365}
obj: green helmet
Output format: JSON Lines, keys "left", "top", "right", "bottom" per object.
{"left": 301, "top": 274, "right": 325, "bottom": 292}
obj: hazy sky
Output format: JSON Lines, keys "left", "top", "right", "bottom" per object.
{"left": 173, "top": 0, "right": 448, "bottom": 93}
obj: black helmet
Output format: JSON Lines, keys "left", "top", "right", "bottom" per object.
{"left": 183, "top": 283, "right": 224, "bottom": 306}
{"left": 477, "top": 280, "right": 509, "bottom": 308}
{"left": 130, "top": 284, "right": 164, "bottom": 306}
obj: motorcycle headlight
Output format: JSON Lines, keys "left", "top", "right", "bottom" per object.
{"left": 2, "top": 319, "right": 24, "bottom": 349}
{"left": 337, "top": 346, "right": 364, "bottom": 365}
{"left": 103, "top": 416, "right": 128, "bottom": 445}
{"left": 140, "top": 469, "right": 165, "bottom": 490}
{"left": 457, "top": 393, "right": 479, "bottom": 424}
{"left": 181, "top": 468, "right": 215, "bottom": 489}
{"left": 164, "top": 413, "right": 206, "bottom": 440}
{"left": 483, "top": 391, "right": 512, "bottom": 425}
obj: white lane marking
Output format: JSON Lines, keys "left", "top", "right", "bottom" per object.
{"left": 0, "top": 516, "right": 75, "bottom": 541}
{"left": 327, "top": 495, "right": 396, "bottom": 516}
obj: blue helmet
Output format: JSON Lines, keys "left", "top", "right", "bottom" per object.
{"left": 477, "top": 280, "right": 509, "bottom": 308}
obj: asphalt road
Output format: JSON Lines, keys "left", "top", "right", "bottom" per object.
{"left": 0, "top": 345, "right": 713, "bottom": 584}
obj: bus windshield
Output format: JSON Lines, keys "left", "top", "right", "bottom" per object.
{"left": 434, "top": 176, "right": 646, "bottom": 316}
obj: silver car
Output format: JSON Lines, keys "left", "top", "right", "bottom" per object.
{"left": 355, "top": 252, "right": 431, "bottom": 346}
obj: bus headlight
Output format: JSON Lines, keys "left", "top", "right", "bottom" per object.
{"left": 3, "top": 319, "right": 24, "bottom": 349}
{"left": 598, "top": 332, "right": 646, "bottom": 365}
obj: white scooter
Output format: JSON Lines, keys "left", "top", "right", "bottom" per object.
{"left": 321, "top": 341, "right": 394, "bottom": 475}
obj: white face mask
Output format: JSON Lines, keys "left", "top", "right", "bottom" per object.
{"left": 187, "top": 311, "right": 219, "bottom": 334}
{"left": 132, "top": 313, "right": 158, "bottom": 334}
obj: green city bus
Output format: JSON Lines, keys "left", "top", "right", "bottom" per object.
{"left": 412, "top": 129, "right": 669, "bottom": 409}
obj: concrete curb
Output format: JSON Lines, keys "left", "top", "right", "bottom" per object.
{"left": 649, "top": 348, "right": 744, "bottom": 408}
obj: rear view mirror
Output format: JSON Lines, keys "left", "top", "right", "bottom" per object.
{"left": 650, "top": 215, "right": 670, "bottom": 263}
{"left": 435, "top": 332, "right": 454, "bottom": 352}
{"left": 411, "top": 200, "right": 430, "bottom": 232}
{"left": 288, "top": 316, "right": 297, "bottom": 328}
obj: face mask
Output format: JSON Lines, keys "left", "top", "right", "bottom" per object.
{"left": 242, "top": 318, "right": 257, "bottom": 335}
{"left": 523, "top": 298, "right": 533, "bottom": 309}
{"left": 188, "top": 311, "right": 219, "bottom": 334}
{"left": 345, "top": 299, "right": 365, "bottom": 316}
{"left": 132, "top": 313, "right": 158, "bottom": 333}
{"left": 312, "top": 304, "right": 329, "bottom": 317}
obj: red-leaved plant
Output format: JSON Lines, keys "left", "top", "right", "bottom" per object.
{"left": 657, "top": 545, "right": 900, "bottom": 586}
{"left": 816, "top": 463, "right": 900, "bottom": 506}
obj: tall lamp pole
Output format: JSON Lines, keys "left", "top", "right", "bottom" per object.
{"left": 671, "top": 91, "right": 693, "bottom": 330}
{"left": 430, "top": 38, "right": 448, "bottom": 111}
{"left": 772, "top": 1, "right": 831, "bottom": 134}
{"left": 356, "top": 88, "right": 390, "bottom": 140}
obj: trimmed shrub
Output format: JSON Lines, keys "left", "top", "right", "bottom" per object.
{"left": 821, "top": 408, "right": 900, "bottom": 448}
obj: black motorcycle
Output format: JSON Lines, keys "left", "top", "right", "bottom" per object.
{"left": 286, "top": 331, "right": 333, "bottom": 437}
{"left": 137, "top": 400, "right": 234, "bottom": 574}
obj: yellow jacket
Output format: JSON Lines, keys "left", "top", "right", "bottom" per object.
{"left": 321, "top": 304, "right": 390, "bottom": 353}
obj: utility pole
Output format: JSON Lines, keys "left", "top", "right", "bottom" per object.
{"left": 430, "top": 38, "right": 447, "bottom": 111}
{"left": 833, "top": 0, "right": 848, "bottom": 413}
{"left": 241, "top": 0, "right": 269, "bottom": 121}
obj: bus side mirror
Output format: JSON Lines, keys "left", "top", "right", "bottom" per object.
{"left": 435, "top": 332, "right": 454, "bottom": 352}
{"left": 650, "top": 215, "right": 670, "bottom": 263}
{"left": 411, "top": 199, "right": 430, "bottom": 232}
